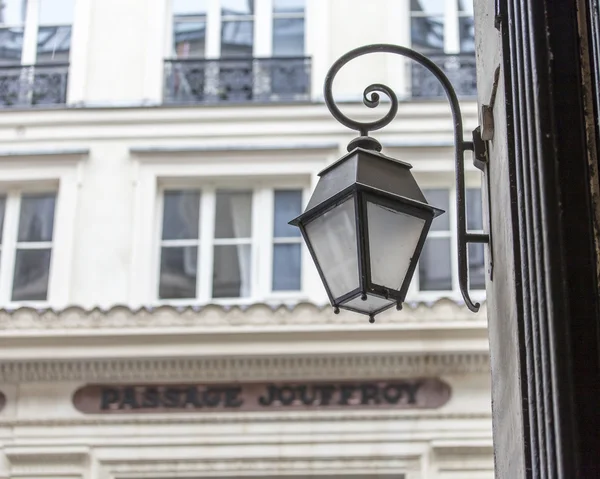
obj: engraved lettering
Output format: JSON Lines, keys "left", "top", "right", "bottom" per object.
{"left": 315, "top": 384, "right": 336, "bottom": 406}
{"left": 100, "top": 388, "right": 120, "bottom": 410}
{"left": 141, "top": 387, "right": 160, "bottom": 408}
{"left": 162, "top": 388, "right": 181, "bottom": 408}
{"left": 360, "top": 383, "right": 380, "bottom": 405}
{"left": 259, "top": 384, "right": 277, "bottom": 406}
{"left": 383, "top": 384, "right": 403, "bottom": 404}
{"left": 224, "top": 387, "right": 243, "bottom": 408}
{"left": 339, "top": 385, "right": 356, "bottom": 405}
{"left": 297, "top": 385, "right": 316, "bottom": 405}
{"left": 203, "top": 388, "right": 221, "bottom": 407}
{"left": 184, "top": 387, "right": 202, "bottom": 408}
{"left": 119, "top": 387, "right": 140, "bottom": 409}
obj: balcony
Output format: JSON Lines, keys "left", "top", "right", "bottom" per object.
{"left": 411, "top": 53, "right": 477, "bottom": 98}
{"left": 164, "top": 57, "right": 311, "bottom": 105}
{"left": 0, "top": 63, "right": 69, "bottom": 108}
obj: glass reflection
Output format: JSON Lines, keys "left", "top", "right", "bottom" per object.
{"left": 272, "top": 243, "right": 301, "bottom": 291}
{"left": 36, "top": 25, "right": 71, "bottom": 62}
{"left": 419, "top": 237, "right": 452, "bottom": 290}
{"left": 12, "top": 248, "right": 51, "bottom": 300}
{"left": 221, "top": 0, "right": 254, "bottom": 15}
{"left": 159, "top": 246, "right": 197, "bottom": 299}
{"left": 273, "top": 18, "right": 304, "bottom": 56}
{"left": 18, "top": 193, "right": 56, "bottom": 243}
{"left": 162, "top": 190, "right": 200, "bottom": 240}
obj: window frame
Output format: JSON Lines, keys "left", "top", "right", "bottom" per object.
{"left": 154, "top": 179, "right": 310, "bottom": 306}
{"left": 166, "top": 0, "right": 307, "bottom": 59}
{"left": 409, "top": 0, "right": 473, "bottom": 54}
{"left": 0, "top": 156, "right": 79, "bottom": 310}
{"left": 0, "top": 189, "right": 57, "bottom": 304}
{"left": 0, "top": 0, "right": 74, "bottom": 65}
{"left": 406, "top": 175, "right": 487, "bottom": 303}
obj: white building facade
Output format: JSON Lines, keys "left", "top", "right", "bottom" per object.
{"left": 0, "top": 0, "right": 493, "bottom": 478}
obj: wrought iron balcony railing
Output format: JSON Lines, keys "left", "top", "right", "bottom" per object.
{"left": 0, "top": 63, "right": 69, "bottom": 108}
{"left": 411, "top": 53, "right": 477, "bottom": 98}
{"left": 164, "top": 57, "right": 311, "bottom": 105}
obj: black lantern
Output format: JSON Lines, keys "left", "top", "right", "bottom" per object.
{"left": 290, "top": 44, "right": 490, "bottom": 322}
{"left": 290, "top": 142, "right": 443, "bottom": 322}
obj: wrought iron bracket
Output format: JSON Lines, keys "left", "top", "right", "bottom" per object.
{"left": 323, "top": 43, "right": 491, "bottom": 312}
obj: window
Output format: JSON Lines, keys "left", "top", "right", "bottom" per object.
{"left": 172, "top": 0, "right": 208, "bottom": 58}
{"left": 0, "top": 0, "right": 73, "bottom": 106}
{"left": 0, "top": 191, "right": 56, "bottom": 303}
{"left": 0, "top": 0, "right": 74, "bottom": 65}
{"left": 220, "top": 0, "right": 254, "bottom": 58}
{"left": 158, "top": 187, "right": 304, "bottom": 302}
{"left": 417, "top": 187, "right": 485, "bottom": 295}
{"left": 410, "top": 0, "right": 474, "bottom": 53}
{"left": 166, "top": 0, "right": 309, "bottom": 104}
{"left": 409, "top": 1, "right": 476, "bottom": 98}
{"left": 170, "top": 0, "right": 307, "bottom": 59}
{"left": 272, "top": 0, "right": 305, "bottom": 57}
{"left": 272, "top": 190, "right": 302, "bottom": 291}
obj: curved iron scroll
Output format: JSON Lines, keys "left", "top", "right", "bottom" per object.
{"left": 323, "top": 43, "right": 489, "bottom": 312}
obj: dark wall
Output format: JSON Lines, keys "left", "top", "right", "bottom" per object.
{"left": 475, "top": 0, "right": 600, "bottom": 476}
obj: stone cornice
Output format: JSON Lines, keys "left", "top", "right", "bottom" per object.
{"left": 0, "top": 410, "right": 491, "bottom": 428}
{"left": 0, "top": 352, "right": 490, "bottom": 383}
{"left": 0, "top": 299, "right": 486, "bottom": 331}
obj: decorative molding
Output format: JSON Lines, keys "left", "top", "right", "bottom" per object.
{"left": 0, "top": 353, "right": 490, "bottom": 383}
{"left": 5, "top": 447, "right": 88, "bottom": 478}
{"left": 0, "top": 410, "right": 492, "bottom": 428}
{"left": 0, "top": 299, "right": 487, "bottom": 331}
{"left": 99, "top": 456, "right": 422, "bottom": 479}
{"left": 130, "top": 142, "right": 339, "bottom": 154}
{"left": 0, "top": 148, "right": 89, "bottom": 159}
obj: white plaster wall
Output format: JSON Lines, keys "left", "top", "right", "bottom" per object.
{"left": 65, "top": 0, "right": 418, "bottom": 106}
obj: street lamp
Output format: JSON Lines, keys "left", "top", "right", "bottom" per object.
{"left": 289, "top": 44, "right": 490, "bottom": 323}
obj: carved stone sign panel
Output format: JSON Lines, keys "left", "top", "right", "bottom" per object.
{"left": 73, "top": 379, "right": 451, "bottom": 414}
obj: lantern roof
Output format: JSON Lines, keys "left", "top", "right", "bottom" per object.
{"left": 295, "top": 147, "right": 442, "bottom": 221}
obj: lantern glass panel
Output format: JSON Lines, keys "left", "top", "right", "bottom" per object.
{"left": 304, "top": 197, "right": 359, "bottom": 298}
{"left": 343, "top": 294, "right": 394, "bottom": 313}
{"left": 367, "top": 201, "right": 427, "bottom": 290}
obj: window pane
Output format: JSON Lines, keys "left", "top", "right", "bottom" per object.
{"left": 12, "top": 248, "right": 51, "bottom": 300}
{"left": 173, "top": 0, "right": 208, "bottom": 16}
{"left": 173, "top": 21, "right": 206, "bottom": 58}
{"left": 273, "top": 243, "right": 301, "bottom": 291}
{"left": 159, "top": 246, "right": 197, "bottom": 299}
{"left": 18, "top": 193, "right": 56, "bottom": 242}
{"left": 411, "top": 16, "right": 444, "bottom": 52}
{"left": 458, "top": 0, "right": 474, "bottom": 14}
{"left": 39, "top": 0, "right": 74, "bottom": 25}
{"left": 0, "top": 196, "right": 5, "bottom": 243}
{"left": 423, "top": 189, "right": 449, "bottom": 231}
{"left": 273, "top": 18, "right": 304, "bottom": 56}
{"left": 221, "top": 20, "right": 253, "bottom": 57}
{"left": 273, "top": 0, "right": 305, "bottom": 14}
{"left": 411, "top": 0, "right": 445, "bottom": 15}
{"left": 162, "top": 190, "right": 200, "bottom": 240}
{"left": 36, "top": 25, "right": 71, "bottom": 62}
{"left": 213, "top": 244, "right": 251, "bottom": 298}
{"left": 0, "top": 27, "right": 23, "bottom": 64}
{"left": 466, "top": 188, "right": 483, "bottom": 230}
{"left": 214, "top": 190, "right": 252, "bottom": 238}
{"left": 221, "top": 0, "right": 254, "bottom": 15}
{"left": 274, "top": 190, "right": 302, "bottom": 237}
{"left": 0, "top": 0, "right": 26, "bottom": 25}
{"left": 469, "top": 243, "right": 486, "bottom": 290}
{"left": 459, "top": 16, "right": 475, "bottom": 53}
{"left": 419, "top": 237, "right": 452, "bottom": 291}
